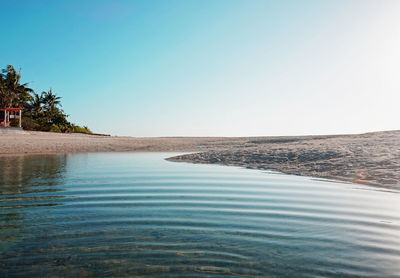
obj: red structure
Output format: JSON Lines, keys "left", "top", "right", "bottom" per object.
{"left": 0, "top": 108, "right": 23, "bottom": 128}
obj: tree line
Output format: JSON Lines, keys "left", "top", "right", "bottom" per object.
{"left": 0, "top": 65, "right": 91, "bottom": 133}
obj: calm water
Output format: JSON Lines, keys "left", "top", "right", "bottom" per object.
{"left": 1, "top": 153, "right": 400, "bottom": 277}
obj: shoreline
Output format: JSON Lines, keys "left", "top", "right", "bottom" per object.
{"left": 1, "top": 130, "right": 399, "bottom": 189}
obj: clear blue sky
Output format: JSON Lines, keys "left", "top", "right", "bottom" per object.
{"left": 1, "top": 0, "right": 399, "bottom": 136}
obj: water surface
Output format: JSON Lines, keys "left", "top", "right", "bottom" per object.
{"left": 1, "top": 152, "right": 400, "bottom": 277}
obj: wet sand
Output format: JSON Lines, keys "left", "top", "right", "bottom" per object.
{"left": 0, "top": 130, "right": 399, "bottom": 189}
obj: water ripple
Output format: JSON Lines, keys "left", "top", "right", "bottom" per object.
{"left": 1, "top": 152, "right": 399, "bottom": 277}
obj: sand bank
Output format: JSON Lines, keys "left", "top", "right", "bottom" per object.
{"left": 1, "top": 130, "right": 399, "bottom": 189}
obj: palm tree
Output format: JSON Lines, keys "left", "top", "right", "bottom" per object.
{"left": 0, "top": 65, "right": 34, "bottom": 107}
{"left": 29, "top": 92, "right": 45, "bottom": 117}
{"left": 0, "top": 73, "right": 6, "bottom": 107}
{"left": 42, "top": 88, "right": 62, "bottom": 111}
{"left": 0, "top": 70, "right": 13, "bottom": 108}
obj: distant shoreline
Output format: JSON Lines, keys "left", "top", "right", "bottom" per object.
{"left": 1, "top": 130, "right": 399, "bottom": 189}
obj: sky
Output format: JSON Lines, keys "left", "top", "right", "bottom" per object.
{"left": 1, "top": 0, "right": 399, "bottom": 136}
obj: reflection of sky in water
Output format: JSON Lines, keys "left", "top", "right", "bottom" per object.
{"left": 1, "top": 153, "right": 400, "bottom": 277}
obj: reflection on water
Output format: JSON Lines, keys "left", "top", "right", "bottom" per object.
{"left": 0, "top": 155, "right": 67, "bottom": 250}
{"left": 0, "top": 154, "right": 67, "bottom": 188}
{"left": 1, "top": 152, "right": 400, "bottom": 277}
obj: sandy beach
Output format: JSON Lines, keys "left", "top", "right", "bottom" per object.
{"left": 1, "top": 130, "right": 399, "bottom": 189}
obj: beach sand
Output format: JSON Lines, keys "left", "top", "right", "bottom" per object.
{"left": 1, "top": 130, "right": 399, "bottom": 189}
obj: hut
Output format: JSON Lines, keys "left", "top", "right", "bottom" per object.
{"left": 0, "top": 108, "right": 23, "bottom": 128}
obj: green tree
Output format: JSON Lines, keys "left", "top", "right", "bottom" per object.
{"left": 1, "top": 65, "right": 91, "bottom": 134}
{"left": 0, "top": 65, "right": 33, "bottom": 107}
{"left": 42, "top": 88, "right": 61, "bottom": 111}
{"left": 29, "top": 92, "right": 44, "bottom": 117}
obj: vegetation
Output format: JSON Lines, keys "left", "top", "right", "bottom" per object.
{"left": 0, "top": 65, "right": 91, "bottom": 134}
